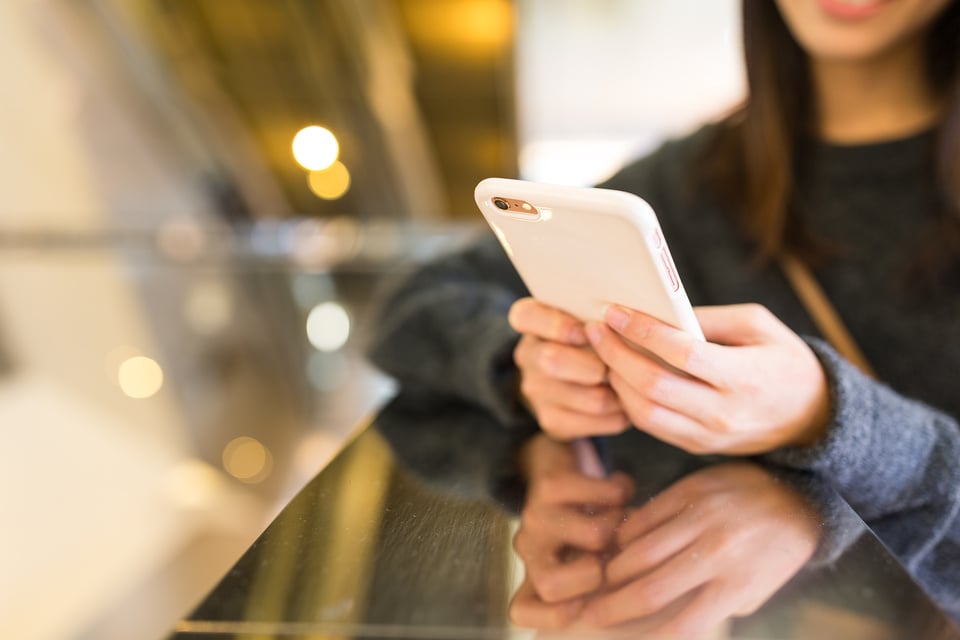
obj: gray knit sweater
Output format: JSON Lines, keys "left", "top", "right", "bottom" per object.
{"left": 368, "top": 125, "right": 960, "bottom": 622}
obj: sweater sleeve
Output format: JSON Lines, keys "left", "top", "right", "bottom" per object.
{"left": 367, "top": 235, "right": 530, "bottom": 426}
{"left": 767, "top": 338, "right": 960, "bottom": 622}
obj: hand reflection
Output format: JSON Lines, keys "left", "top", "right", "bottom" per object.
{"left": 510, "top": 434, "right": 635, "bottom": 627}
{"left": 511, "top": 453, "right": 822, "bottom": 638}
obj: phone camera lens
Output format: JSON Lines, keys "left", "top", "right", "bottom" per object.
{"left": 494, "top": 198, "right": 510, "bottom": 210}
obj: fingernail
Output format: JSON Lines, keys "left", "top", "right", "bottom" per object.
{"left": 605, "top": 305, "right": 630, "bottom": 331}
{"left": 585, "top": 323, "right": 603, "bottom": 345}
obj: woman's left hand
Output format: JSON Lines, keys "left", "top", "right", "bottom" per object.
{"left": 585, "top": 303, "right": 830, "bottom": 455}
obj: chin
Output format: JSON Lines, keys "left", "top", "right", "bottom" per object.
{"left": 775, "top": 0, "right": 954, "bottom": 63}
{"left": 796, "top": 30, "right": 913, "bottom": 62}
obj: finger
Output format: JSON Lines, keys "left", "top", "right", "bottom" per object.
{"left": 518, "top": 507, "right": 623, "bottom": 554}
{"left": 587, "top": 326, "right": 720, "bottom": 418}
{"left": 516, "top": 338, "right": 608, "bottom": 385}
{"left": 530, "top": 471, "right": 633, "bottom": 507}
{"left": 523, "top": 550, "right": 606, "bottom": 603}
{"left": 520, "top": 376, "right": 620, "bottom": 415}
{"left": 608, "top": 372, "right": 720, "bottom": 455}
{"left": 534, "top": 405, "right": 631, "bottom": 440}
{"left": 606, "top": 515, "right": 701, "bottom": 586}
{"left": 694, "top": 304, "right": 784, "bottom": 346}
{"left": 509, "top": 297, "right": 588, "bottom": 345}
{"left": 510, "top": 577, "right": 584, "bottom": 629}
{"left": 595, "top": 306, "right": 724, "bottom": 385}
{"left": 583, "top": 544, "right": 714, "bottom": 626}
{"left": 600, "top": 588, "right": 700, "bottom": 634}
{"left": 643, "top": 582, "right": 734, "bottom": 640}
{"left": 607, "top": 472, "right": 637, "bottom": 505}
{"left": 616, "top": 489, "right": 688, "bottom": 547}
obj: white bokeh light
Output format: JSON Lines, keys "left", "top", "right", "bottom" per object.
{"left": 117, "top": 355, "right": 164, "bottom": 399}
{"left": 292, "top": 125, "right": 339, "bottom": 171}
{"left": 306, "top": 302, "right": 351, "bottom": 351}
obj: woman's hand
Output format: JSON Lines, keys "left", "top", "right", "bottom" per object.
{"left": 585, "top": 303, "right": 830, "bottom": 455}
{"left": 509, "top": 298, "right": 630, "bottom": 440}
{"left": 510, "top": 434, "right": 634, "bottom": 628}
{"left": 582, "top": 463, "right": 821, "bottom": 636}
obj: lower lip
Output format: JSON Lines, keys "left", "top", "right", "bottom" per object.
{"left": 818, "top": 0, "right": 891, "bottom": 19}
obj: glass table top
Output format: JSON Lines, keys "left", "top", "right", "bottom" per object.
{"left": 171, "top": 393, "right": 960, "bottom": 640}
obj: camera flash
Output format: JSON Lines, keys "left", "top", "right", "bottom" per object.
{"left": 521, "top": 203, "right": 532, "bottom": 210}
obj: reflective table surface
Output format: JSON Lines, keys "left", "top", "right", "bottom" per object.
{"left": 171, "top": 393, "right": 960, "bottom": 639}
{"left": 2, "top": 233, "right": 955, "bottom": 639}
{"left": 0, "top": 226, "right": 470, "bottom": 639}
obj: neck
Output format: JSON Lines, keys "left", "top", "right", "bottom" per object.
{"left": 812, "top": 38, "right": 942, "bottom": 144}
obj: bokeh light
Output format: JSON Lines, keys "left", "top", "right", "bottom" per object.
{"left": 292, "top": 125, "right": 339, "bottom": 171}
{"left": 405, "top": 0, "right": 514, "bottom": 59}
{"left": 307, "top": 161, "right": 351, "bottom": 200}
{"left": 117, "top": 355, "right": 164, "bottom": 399}
{"left": 306, "top": 302, "right": 351, "bottom": 352}
{"left": 222, "top": 436, "right": 273, "bottom": 483}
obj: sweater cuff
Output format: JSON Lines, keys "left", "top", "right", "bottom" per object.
{"left": 765, "top": 338, "right": 940, "bottom": 516}
{"left": 763, "top": 337, "right": 874, "bottom": 475}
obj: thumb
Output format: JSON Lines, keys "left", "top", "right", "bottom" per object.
{"left": 694, "top": 304, "right": 780, "bottom": 346}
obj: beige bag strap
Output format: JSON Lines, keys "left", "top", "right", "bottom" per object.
{"left": 780, "top": 254, "right": 876, "bottom": 379}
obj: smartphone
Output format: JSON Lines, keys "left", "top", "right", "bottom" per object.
{"left": 475, "top": 177, "right": 703, "bottom": 340}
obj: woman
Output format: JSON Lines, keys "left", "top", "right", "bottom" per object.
{"left": 369, "top": 0, "right": 960, "bottom": 623}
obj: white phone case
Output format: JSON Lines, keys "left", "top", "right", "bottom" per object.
{"left": 475, "top": 177, "right": 703, "bottom": 340}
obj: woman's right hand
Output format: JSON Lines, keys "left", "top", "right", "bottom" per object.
{"left": 509, "top": 297, "right": 630, "bottom": 440}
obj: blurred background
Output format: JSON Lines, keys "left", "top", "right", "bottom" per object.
{"left": 0, "top": 1, "right": 742, "bottom": 638}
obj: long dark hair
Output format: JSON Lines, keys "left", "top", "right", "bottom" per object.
{"left": 701, "top": 0, "right": 960, "bottom": 266}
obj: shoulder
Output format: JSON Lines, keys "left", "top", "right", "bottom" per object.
{"left": 596, "top": 121, "right": 732, "bottom": 248}
{"left": 596, "top": 122, "right": 724, "bottom": 205}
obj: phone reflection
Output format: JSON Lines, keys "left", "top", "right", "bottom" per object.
{"left": 509, "top": 435, "right": 821, "bottom": 638}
